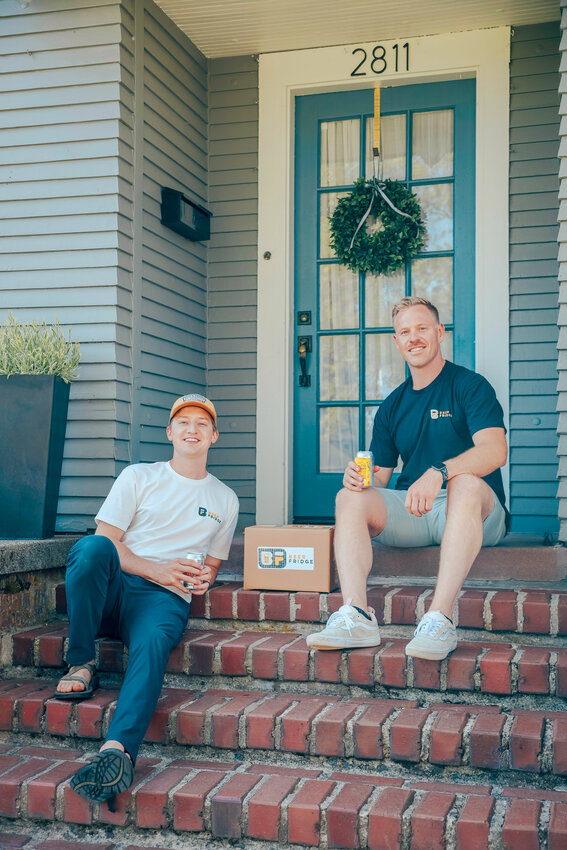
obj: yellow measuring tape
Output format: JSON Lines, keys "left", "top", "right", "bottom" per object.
{"left": 373, "top": 87, "right": 380, "bottom": 159}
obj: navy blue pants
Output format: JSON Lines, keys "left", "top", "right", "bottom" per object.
{"left": 65, "top": 535, "right": 190, "bottom": 762}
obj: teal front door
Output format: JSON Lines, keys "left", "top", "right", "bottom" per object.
{"left": 293, "top": 80, "right": 475, "bottom": 520}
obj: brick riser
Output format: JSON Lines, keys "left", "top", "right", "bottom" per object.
{"left": 56, "top": 581, "right": 567, "bottom": 636}
{"left": 0, "top": 744, "right": 566, "bottom": 849}
{"left": 7, "top": 621, "right": 567, "bottom": 699}
{"left": 1, "top": 679, "right": 567, "bottom": 779}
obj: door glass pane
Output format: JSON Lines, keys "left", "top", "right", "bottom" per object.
{"left": 320, "top": 265, "right": 358, "bottom": 329}
{"left": 319, "top": 406, "right": 358, "bottom": 473}
{"left": 442, "top": 329, "right": 453, "bottom": 362}
{"left": 411, "top": 256, "right": 453, "bottom": 323}
{"left": 320, "top": 119, "right": 360, "bottom": 187}
{"left": 320, "top": 335, "right": 359, "bottom": 401}
{"left": 412, "top": 110, "right": 454, "bottom": 179}
{"left": 365, "top": 333, "right": 406, "bottom": 400}
{"left": 365, "top": 114, "right": 406, "bottom": 180}
{"left": 365, "top": 405, "right": 378, "bottom": 451}
{"left": 365, "top": 269, "right": 405, "bottom": 328}
{"left": 320, "top": 191, "right": 347, "bottom": 258}
{"left": 414, "top": 183, "right": 453, "bottom": 251}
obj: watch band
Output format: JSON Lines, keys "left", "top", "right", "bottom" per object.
{"left": 430, "top": 463, "right": 449, "bottom": 483}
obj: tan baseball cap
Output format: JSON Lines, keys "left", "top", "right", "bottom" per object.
{"left": 169, "top": 393, "right": 217, "bottom": 427}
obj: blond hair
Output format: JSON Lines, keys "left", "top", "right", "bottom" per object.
{"left": 391, "top": 296, "right": 439, "bottom": 324}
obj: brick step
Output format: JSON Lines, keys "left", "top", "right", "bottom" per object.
{"left": 221, "top": 534, "right": 567, "bottom": 582}
{"left": 55, "top": 580, "right": 567, "bottom": 637}
{"left": 7, "top": 620, "right": 567, "bottom": 699}
{"left": 0, "top": 834, "right": 240, "bottom": 850}
{"left": 2, "top": 741, "right": 567, "bottom": 849}
{"left": 3, "top": 677, "right": 567, "bottom": 779}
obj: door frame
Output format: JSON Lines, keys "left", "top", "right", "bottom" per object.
{"left": 256, "top": 27, "right": 510, "bottom": 524}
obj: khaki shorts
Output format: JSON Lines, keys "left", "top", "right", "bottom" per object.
{"left": 374, "top": 487, "right": 506, "bottom": 548}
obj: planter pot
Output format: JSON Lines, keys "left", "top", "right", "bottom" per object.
{"left": 0, "top": 374, "right": 70, "bottom": 539}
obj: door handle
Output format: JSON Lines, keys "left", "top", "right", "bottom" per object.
{"left": 298, "top": 335, "right": 312, "bottom": 387}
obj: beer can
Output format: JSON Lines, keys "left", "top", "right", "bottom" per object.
{"left": 182, "top": 551, "right": 205, "bottom": 589}
{"left": 355, "top": 451, "right": 374, "bottom": 487}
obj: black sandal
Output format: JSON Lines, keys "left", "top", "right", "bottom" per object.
{"left": 70, "top": 748, "right": 134, "bottom": 807}
{"left": 54, "top": 662, "right": 99, "bottom": 701}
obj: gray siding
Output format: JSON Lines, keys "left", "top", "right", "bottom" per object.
{"left": 207, "top": 57, "right": 258, "bottom": 528}
{"left": 133, "top": 0, "right": 209, "bottom": 462}
{"left": 0, "top": 0, "right": 135, "bottom": 531}
{"left": 557, "top": 6, "right": 567, "bottom": 541}
{"left": 509, "top": 22, "right": 560, "bottom": 536}
{"left": 0, "top": 0, "right": 211, "bottom": 531}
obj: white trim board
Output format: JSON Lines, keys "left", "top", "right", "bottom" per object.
{"left": 256, "top": 27, "right": 511, "bottom": 523}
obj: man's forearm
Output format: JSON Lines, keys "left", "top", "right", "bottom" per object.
{"left": 374, "top": 468, "right": 393, "bottom": 489}
{"left": 444, "top": 440, "right": 507, "bottom": 481}
{"left": 95, "top": 529, "right": 162, "bottom": 581}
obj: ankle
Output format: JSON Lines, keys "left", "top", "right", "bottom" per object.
{"left": 353, "top": 605, "right": 372, "bottom": 621}
{"left": 101, "top": 740, "right": 124, "bottom": 753}
{"left": 428, "top": 608, "right": 454, "bottom": 624}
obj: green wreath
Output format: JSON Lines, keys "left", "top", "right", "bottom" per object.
{"left": 329, "top": 178, "right": 425, "bottom": 275}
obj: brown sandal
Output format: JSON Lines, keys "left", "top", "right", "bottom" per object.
{"left": 54, "top": 661, "right": 99, "bottom": 701}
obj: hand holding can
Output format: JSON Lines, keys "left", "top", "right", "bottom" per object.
{"left": 182, "top": 551, "right": 205, "bottom": 589}
{"left": 355, "top": 451, "right": 374, "bottom": 487}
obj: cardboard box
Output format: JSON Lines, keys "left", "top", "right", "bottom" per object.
{"left": 243, "top": 525, "right": 338, "bottom": 592}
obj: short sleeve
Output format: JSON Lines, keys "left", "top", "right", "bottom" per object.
{"left": 369, "top": 404, "right": 399, "bottom": 469}
{"left": 458, "top": 373, "right": 506, "bottom": 438}
{"left": 95, "top": 466, "right": 138, "bottom": 533}
{"left": 207, "top": 494, "right": 239, "bottom": 560}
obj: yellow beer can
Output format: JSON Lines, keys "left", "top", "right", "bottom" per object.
{"left": 355, "top": 451, "right": 374, "bottom": 487}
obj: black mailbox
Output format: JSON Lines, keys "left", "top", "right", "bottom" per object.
{"left": 160, "top": 188, "right": 212, "bottom": 241}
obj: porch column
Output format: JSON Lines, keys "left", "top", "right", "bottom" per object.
{"left": 558, "top": 0, "right": 567, "bottom": 542}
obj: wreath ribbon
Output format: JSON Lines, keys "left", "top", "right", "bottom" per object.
{"left": 349, "top": 181, "right": 418, "bottom": 250}
{"left": 349, "top": 86, "right": 418, "bottom": 251}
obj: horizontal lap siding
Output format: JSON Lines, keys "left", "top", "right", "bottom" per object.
{"left": 558, "top": 6, "right": 567, "bottom": 541}
{"left": 134, "top": 1, "right": 208, "bottom": 462}
{"left": 207, "top": 57, "right": 258, "bottom": 528}
{"left": 509, "top": 22, "right": 560, "bottom": 536}
{"left": 0, "top": 0, "right": 135, "bottom": 531}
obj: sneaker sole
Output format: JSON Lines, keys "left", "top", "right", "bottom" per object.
{"left": 70, "top": 750, "right": 133, "bottom": 802}
{"left": 306, "top": 636, "right": 381, "bottom": 650}
{"left": 404, "top": 643, "right": 457, "bottom": 661}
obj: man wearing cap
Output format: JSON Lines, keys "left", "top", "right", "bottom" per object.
{"left": 55, "top": 394, "right": 238, "bottom": 806}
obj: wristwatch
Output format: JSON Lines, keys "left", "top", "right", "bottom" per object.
{"left": 430, "top": 463, "right": 449, "bottom": 483}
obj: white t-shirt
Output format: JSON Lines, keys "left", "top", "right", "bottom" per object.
{"left": 95, "top": 461, "right": 239, "bottom": 600}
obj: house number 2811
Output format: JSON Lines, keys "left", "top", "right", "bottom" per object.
{"left": 351, "top": 43, "right": 409, "bottom": 76}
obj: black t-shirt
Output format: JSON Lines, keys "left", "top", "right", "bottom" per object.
{"left": 369, "top": 360, "right": 507, "bottom": 510}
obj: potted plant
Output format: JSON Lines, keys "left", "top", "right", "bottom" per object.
{"left": 0, "top": 313, "right": 80, "bottom": 539}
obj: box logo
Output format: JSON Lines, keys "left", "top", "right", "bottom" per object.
{"left": 198, "top": 507, "right": 207, "bottom": 516}
{"left": 258, "top": 546, "right": 315, "bottom": 571}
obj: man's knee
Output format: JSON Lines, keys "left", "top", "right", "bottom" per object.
{"left": 335, "top": 486, "right": 387, "bottom": 535}
{"left": 67, "top": 534, "right": 117, "bottom": 576}
{"left": 447, "top": 474, "right": 491, "bottom": 513}
{"left": 336, "top": 487, "right": 359, "bottom": 514}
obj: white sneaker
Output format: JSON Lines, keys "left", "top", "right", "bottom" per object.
{"left": 405, "top": 610, "right": 457, "bottom": 660}
{"left": 306, "top": 603, "right": 380, "bottom": 650}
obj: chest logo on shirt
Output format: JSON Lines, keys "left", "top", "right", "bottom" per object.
{"left": 198, "top": 506, "right": 222, "bottom": 524}
{"left": 430, "top": 409, "right": 452, "bottom": 419}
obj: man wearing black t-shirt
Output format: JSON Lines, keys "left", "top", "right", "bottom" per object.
{"left": 307, "top": 296, "right": 508, "bottom": 660}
